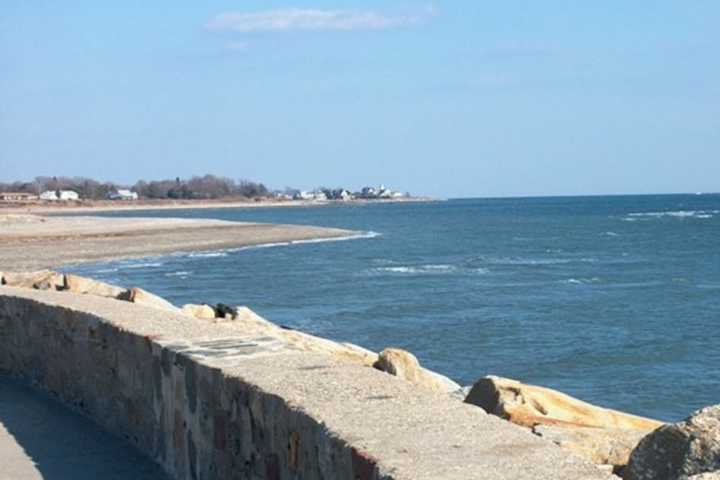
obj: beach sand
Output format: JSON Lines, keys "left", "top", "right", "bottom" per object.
{"left": 0, "top": 215, "right": 357, "bottom": 271}
{"left": 0, "top": 197, "right": 434, "bottom": 215}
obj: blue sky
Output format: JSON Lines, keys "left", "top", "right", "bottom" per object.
{"left": 1, "top": 1, "right": 718, "bottom": 197}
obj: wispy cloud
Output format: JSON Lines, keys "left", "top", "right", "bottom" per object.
{"left": 206, "top": 7, "right": 435, "bottom": 33}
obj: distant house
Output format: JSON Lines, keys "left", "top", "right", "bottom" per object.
{"left": 357, "top": 185, "right": 406, "bottom": 199}
{"left": 0, "top": 192, "right": 38, "bottom": 202}
{"left": 40, "top": 190, "right": 80, "bottom": 201}
{"left": 59, "top": 190, "right": 80, "bottom": 201}
{"left": 293, "top": 191, "right": 313, "bottom": 200}
{"left": 40, "top": 190, "right": 58, "bottom": 201}
{"left": 293, "top": 190, "right": 327, "bottom": 201}
{"left": 108, "top": 189, "right": 138, "bottom": 201}
{"left": 330, "top": 189, "right": 352, "bottom": 201}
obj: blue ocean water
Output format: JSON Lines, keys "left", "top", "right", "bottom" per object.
{"left": 67, "top": 195, "right": 720, "bottom": 421}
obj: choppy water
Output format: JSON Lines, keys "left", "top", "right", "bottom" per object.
{"left": 67, "top": 195, "right": 720, "bottom": 421}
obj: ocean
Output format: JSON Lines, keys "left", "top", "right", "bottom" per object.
{"left": 66, "top": 194, "right": 720, "bottom": 422}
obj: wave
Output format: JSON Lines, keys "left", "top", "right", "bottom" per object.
{"left": 483, "top": 256, "right": 597, "bottom": 266}
{"left": 372, "top": 264, "right": 490, "bottom": 275}
{"left": 601, "top": 231, "right": 620, "bottom": 237}
{"left": 290, "top": 231, "right": 381, "bottom": 245}
{"left": 374, "top": 264, "right": 457, "bottom": 274}
{"left": 177, "top": 231, "right": 381, "bottom": 260}
{"left": 624, "top": 210, "right": 719, "bottom": 220}
{"left": 187, "top": 252, "right": 228, "bottom": 258}
{"left": 165, "top": 271, "right": 190, "bottom": 277}
{"left": 561, "top": 277, "right": 602, "bottom": 285}
{"left": 122, "top": 262, "right": 164, "bottom": 269}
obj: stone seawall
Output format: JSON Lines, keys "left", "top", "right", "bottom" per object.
{"left": 0, "top": 286, "right": 614, "bottom": 479}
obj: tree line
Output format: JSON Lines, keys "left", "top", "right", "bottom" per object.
{"left": 0, "top": 175, "right": 269, "bottom": 200}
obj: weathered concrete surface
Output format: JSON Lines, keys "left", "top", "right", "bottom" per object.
{"left": 0, "top": 375, "right": 170, "bottom": 480}
{"left": 0, "top": 287, "right": 615, "bottom": 479}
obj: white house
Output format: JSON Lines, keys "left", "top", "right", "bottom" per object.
{"left": 294, "top": 190, "right": 327, "bottom": 201}
{"left": 59, "top": 190, "right": 79, "bottom": 201}
{"left": 41, "top": 190, "right": 80, "bottom": 201}
{"left": 40, "top": 190, "right": 58, "bottom": 201}
{"left": 294, "top": 191, "right": 313, "bottom": 200}
{"left": 108, "top": 189, "right": 138, "bottom": 201}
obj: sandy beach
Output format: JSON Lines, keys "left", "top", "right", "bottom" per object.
{"left": 0, "top": 214, "right": 357, "bottom": 271}
{"left": 0, "top": 197, "right": 435, "bottom": 216}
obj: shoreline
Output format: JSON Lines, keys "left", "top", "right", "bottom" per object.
{"left": 0, "top": 196, "right": 437, "bottom": 215}
{"left": 0, "top": 214, "right": 362, "bottom": 271}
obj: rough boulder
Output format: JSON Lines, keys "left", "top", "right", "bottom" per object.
{"left": 2, "top": 270, "right": 65, "bottom": 290}
{"left": 232, "top": 307, "right": 379, "bottom": 366}
{"left": 120, "top": 287, "right": 179, "bottom": 313}
{"left": 181, "top": 304, "right": 217, "bottom": 320}
{"left": 532, "top": 424, "right": 648, "bottom": 468}
{"left": 373, "top": 348, "right": 461, "bottom": 394}
{"left": 465, "top": 376, "right": 663, "bottom": 430}
{"left": 625, "top": 404, "right": 720, "bottom": 480}
{"left": 63, "top": 274, "right": 127, "bottom": 298}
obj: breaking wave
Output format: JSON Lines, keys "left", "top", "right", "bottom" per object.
{"left": 165, "top": 271, "right": 190, "bottom": 277}
{"left": 623, "top": 210, "right": 719, "bottom": 221}
{"left": 372, "top": 264, "right": 490, "bottom": 275}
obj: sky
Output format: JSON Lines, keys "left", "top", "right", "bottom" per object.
{"left": 1, "top": 1, "right": 719, "bottom": 198}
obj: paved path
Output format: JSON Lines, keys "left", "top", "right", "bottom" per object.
{"left": 0, "top": 376, "right": 168, "bottom": 480}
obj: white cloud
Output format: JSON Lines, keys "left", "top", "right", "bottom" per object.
{"left": 206, "top": 7, "right": 434, "bottom": 33}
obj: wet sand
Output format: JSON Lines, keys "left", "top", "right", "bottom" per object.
{"left": 0, "top": 215, "right": 357, "bottom": 271}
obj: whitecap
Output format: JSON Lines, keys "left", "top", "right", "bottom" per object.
{"left": 291, "top": 231, "right": 381, "bottom": 245}
{"left": 485, "top": 257, "right": 595, "bottom": 266}
{"left": 165, "top": 271, "right": 190, "bottom": 277}
{"left": 122, "top": 262, "right": 164, "bottom": 269}
{"left": 602, "top": 231, "right": 620, "bottom": 237}
{"left": 188, "top": 252, "right": 228, "bottom": 258}
{"left": 177, "top": 230, "right": 380, "bottom": 259}
{"left": 375, "top": 264, "right": 457, "bottom": 274}
{"left": 625, "top": 210, "right": 719, "bottom": 220}
{"left": 561, "top": 277, "right": 602, "bottom": 285}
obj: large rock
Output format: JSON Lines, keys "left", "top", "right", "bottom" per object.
{"left": 688, "top": 474, "right": 720, "bottom": 480}
{"left": 2, "top": 270, "right": 65, "bottom": 290}
{"left": 625, "top": 404, "right": 720, "bottom": 480}
{"left": 232, "top": 306, "right": 379, "bottom": 366}
{"left": 120, "top": 287, "right": 179, "bottom": 313}
{"left": 373, "top": 348, "right": 462, "bottom": 394}
{"left": 181, "top": 303, "right": 216, "bottom": 320}
{"left": 533, "top": 424, "right": 648, "bottom": 468}
{"left": 465, "top": 376, "right": 663, "bottom": 430}
{"left": 63, "top": 274, "right": 127, "bottom": 298}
